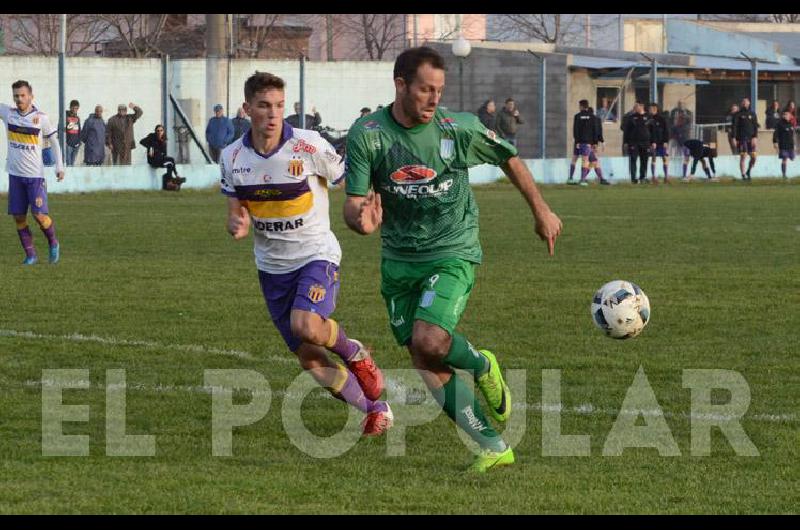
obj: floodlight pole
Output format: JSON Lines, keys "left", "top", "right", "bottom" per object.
{"left": 641, "top": 52, "right": 657, "bottom": 106}
{"left": 299, "top": 53, "right": 306, "bottom": 129}
{"left": 527, "top": 50, "right": 546, "bottom": 161}
{"left": 741, "top": 52, "right": 758, "bottom": 108}
{"left": 58, "top": 14, "right": 66, "bottom": 162}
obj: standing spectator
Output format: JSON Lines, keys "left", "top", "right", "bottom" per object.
{"left": 783, "top": 100, "right": 797, "bottom": 127}
{"left": 477, "top": 99, "right": 497, "bottom": 132}
{"left": 106, "top": 102, "right": 143, "bottom": 165}
{"left": 596, "top": 96, "right": 616, "bottom": 122}
{"left": 140, "top": 124, "right": 185, "bottom": 190}
{"left": 496, "top": 97, "right": 523, "bottom": 146}
{"left": 205, "top": 103, "right": 234, "bottom": 163}
{"left": 81, "top": 105, "right": 106, "bottom": 166}
{"left": 647, "top": 102, "right": 670, "bottom": 183}
{"left": 773, "top": 109, "right": 795, "bottom": 179}
{"left": 359, "top": 107, "right": 372, "bottom": 118}
{"left": 734, "top": 97, "right": 759, "bottom": 180}
{"left": 624, "top": 101, "right": 651, "bottom": 183}
{"left": 64, "top": 99, "right": 81, "bottom": 166}
{"left": 620, "top": 102, "right": 637, "bottom": 156}
{"left": 286, "top": 101, "right": 322, "bottom": 129}
{"left": 231, "top": 107, "right": 251, "bottom": 141}
{"left": 765, "top": 100, "right": 781, "bottom": 129}
{"left": 669, "top": 100, "right": 693, "bottom": 150}
{"left": 726, "top": 103, "right": 739, "bottom": 154}
{"left": 569, "top": 99, "right": 597, "bottom": 185}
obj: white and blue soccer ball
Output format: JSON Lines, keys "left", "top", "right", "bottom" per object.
{"left": 590, "top": 280, "right": 651, "bottom": 339}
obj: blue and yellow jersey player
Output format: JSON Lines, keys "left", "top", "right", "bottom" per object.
{"left": 221, "top": 71, "right": 393, "bottom": 437}
{"left": 0, "top": 80, "right": 64, "bottom": 264}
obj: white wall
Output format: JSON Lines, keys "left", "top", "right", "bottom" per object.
{"left": 0, "top": 56, "right": 396, "bottom": 168}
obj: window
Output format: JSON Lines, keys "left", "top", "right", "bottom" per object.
{"left": 595, "top": 87, "right": 620, "bottom": 122}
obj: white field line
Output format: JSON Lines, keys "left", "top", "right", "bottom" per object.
{"left": 0, "top": 328, "right": 296, "bottom": 364}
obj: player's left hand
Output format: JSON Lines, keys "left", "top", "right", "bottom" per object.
{"left": 56, "top": 171, "right": 64, "bottom": 182}
{"left": 534, "top": 209, "right": 562, "bottom": 256}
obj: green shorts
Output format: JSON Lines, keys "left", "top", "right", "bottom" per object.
{"left": 380, "top": 257, "right": 476, "bottom": 346}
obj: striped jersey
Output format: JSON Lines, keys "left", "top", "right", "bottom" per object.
{"left": 0, "top": 103, "right": 60, "bottom": 178}
{"left": 220, "top": 123, "right": 345, "bottom": 274}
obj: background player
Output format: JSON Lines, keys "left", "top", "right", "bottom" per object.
{"left": 648, "top": 103, "right": 670, "bottom": 183}
{"left": 1, "top": 80, "right": 64, "bottom": 265}
{"left": 623, "top": 101, "right": 650, "bottom": 183}
{"left": 681, "top": 139, "right": 717, "bottom": 180}
{"left": 343, "top": 47, "right": 562, "bottom": 472}
{"left": 734, "top": 97, "right": 759, "bottom": 180}
{"left": 569, "top": 99, "right": 596, "bottom": 186}
{"left": 773, "top": 109, "right": 796, "bottom": 179}
{"left": 588, "top": 107, "right": 609, "bottom": 184}
{"left": 222, "top": 72, "right": 392, "bottom": 437}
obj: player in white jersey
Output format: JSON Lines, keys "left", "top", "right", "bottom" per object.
{"left": 221, "top": 72, "right": 393, "bottom": 436}
{"left": 1, "top": 80, "right": 64, "bottom": 265}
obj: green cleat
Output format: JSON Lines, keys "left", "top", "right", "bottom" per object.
{"left": 476, "top": 349, "right": 511, "bottom": 422}
{"left": 468, "top": 447, "right": 515, "bottom": 473}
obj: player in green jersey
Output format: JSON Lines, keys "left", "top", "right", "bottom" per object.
{"left": 343, "top": 47, "right": 562, "bottom": 473}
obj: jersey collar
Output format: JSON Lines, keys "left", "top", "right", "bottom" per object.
{"left": 385, "top": 103, "right": 432, "bottom": 134}
{"left": 243, "top": 120, "right": 293, "bottom": 159}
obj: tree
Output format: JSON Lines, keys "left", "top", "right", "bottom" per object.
{"left": 0, "top": 14, "right": 114, "bottom": 55}
{"left": 96, "top": 14, "right": 169, "bottom": 57}
{"left": 492, "top": 14, "right": 585, "bottom": 45}
{"left": 335, "top": 14, "right": 407, "bottom": 60}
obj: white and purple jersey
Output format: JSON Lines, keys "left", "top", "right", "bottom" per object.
{"left": 220, "top": 122, "right": 345, "bottom": 274}
{"left": 0, "top": 103, "right": 62, "bottom": 178}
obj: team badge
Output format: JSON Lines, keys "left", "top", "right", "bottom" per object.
{"left": 288, "top": 158, "right": 304, "bottom": 177}
{"left": 35, "top": 197, "right": 43, "bottom": 208}
{"left": 440, "top": 138, "right": 455, "bottom": 159}
{"left": 363, "top": 120, "right": 380, "bottom": 130}
{"left": 308, "top": 284, "right": 327, "bottom": 303}
{"left": 485, "top": 129, "right": 498, "bottom": 142}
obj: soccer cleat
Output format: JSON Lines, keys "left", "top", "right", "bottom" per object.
{"left": 362, "top": 402, "right": 393, "bottom": 437}
{"left": 599, "top": 179, "right": 611, "bottom": 185}
{"left": 347, "top": 339, "right": 384, "bottom": 401}
{"left": 468, "top": 446, "right": 515, "bottom": 473}
{"left": 578, "top": 180, "right": 588, "bottom": 187}
{"left": 476, "top": 349, "right": 511, "bottom": 423}
{"left": 49, "top": 243, "right": 60, "bottom": 264}
{"left": 567, "top": 179, "right": 578, "bottom": 186}
{"left": 22, "top": 255, "right": 38, "bottom": 265}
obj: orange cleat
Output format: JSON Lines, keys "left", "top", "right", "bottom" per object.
{"left": 347, "top": 340, "right": 385, "bottom": 400}
{"left": 362, "top": 402, "right": 393, "bottom": 437}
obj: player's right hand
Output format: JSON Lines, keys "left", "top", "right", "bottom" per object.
{"left": 534, "top": 209, "right": 562, "bottom": 257}
{"left": 358, "top": 190, "right": 382, "bottom": 234}
{"left": 227, "top": 212, "right": 250, "bottom": 240}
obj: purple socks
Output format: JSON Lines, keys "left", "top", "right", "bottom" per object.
{"left": 17, "top": 226, "right": 36, "bottom": 258}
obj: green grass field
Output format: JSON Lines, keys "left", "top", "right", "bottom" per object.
{"left": 1, "top": 180, "right": 798, "bottom": 514}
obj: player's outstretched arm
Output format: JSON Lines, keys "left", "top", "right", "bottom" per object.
{"left": 343, "top": 191, "right": 382, "bottom": 235}
{"left": 500, "top": 156, "right": 562, "bottom": 256}
{"left": 226, "top": 197, "right": 250, "bottom": 240}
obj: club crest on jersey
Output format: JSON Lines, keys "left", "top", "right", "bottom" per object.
{"left": 389, "top": 165, "right": 437, "bottom": 184}
{"left": 288, "top": 158, "right": 304, "bottom": 177}
{"left": 363, "top": 120, "right": 380, "bottom": 130}
{"left": 308, "top": 284, "right": 327, "bottom": 303}
{"left": 440, "top": 138, "right": 455, "bottom": 159}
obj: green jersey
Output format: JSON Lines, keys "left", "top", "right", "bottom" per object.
{"left": 345, "top": 104, "right": 517, "bottom": 263}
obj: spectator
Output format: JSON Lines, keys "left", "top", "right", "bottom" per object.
{"left": 624, "top": 101, "right": 651, "bottom": 183}
{"left": 496, "top": 97, "right": 523, "bottom": 146}
{"left": 734, "top": 97, "right": 759, "bottom": 180}
{"left": 64, "top": 99, "right": 81, "bottom": 166}
{"left": 231, "top": 107, "right": 251, "bottom": 141}
{"left": 286, "top": 101, "right": 322, "bottom": 129}
{"left": 359, "top": 107, "right": 372, "bottom": 118}
{"left": 726, "top": 103, "right": 739, "bottom": 154}
{"left": 669, "top": 100, "right": 693, "bottom": 148}
{"left": 81, "top": 105, "right": 106, "bottom": 166}
{"left": 477, "top": 99, "right": 497, "bottom": 132}
{"left": 620, "top": 102, "right": 637, "bottom": 155}
{"left": 140, "top": 124, "right": 185, "bottom": 191}
{"left": 648, "top": 102, "right": 670, "bottom": 182}
{"left": 783, "top": 100, "right": 797, "bottom": 127}
{"left": 773, "top": 109, "right": 795, "bottom": 179}
{"left": 205, "top": 103, "right": 234, "bottom": 163}
{"left": 596, "top": 96, "right": 616, "bottom": 122}
{"left": 106, "top": 102, "right": 143, "bottom": 165}
{"left": 766, "top": 100, "right": 781, "bottom": 129}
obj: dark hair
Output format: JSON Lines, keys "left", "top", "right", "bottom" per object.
{"left": 393, "top": 47, "right": 446, "bottom": 86}
{"left": 11, "top": 80, "right": 32, "bottom": 93}
{"left": 587, "top": 107, "right": 594, "bottom": 114}
{"left": 69, "top": 99, "right": 79, "bottom": 107}
{"left": 505, "top": 98, "right": 515, "bottom": 104}
{"left": 579, "top": 99, "right": 589, "bottom": 108}
{"left": 649, "top": 102, "right": 659, "bottom": 109}
{"left": 154, "top": 124, "right": 166, "bottom": 140}
{"left": 244, "top": 71, "right": 285, "bottom": 102}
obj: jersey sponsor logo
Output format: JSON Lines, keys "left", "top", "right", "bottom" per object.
{"left": 288, "top": 158, "right": 304, "bottom": 177}
{"left": 231, "top": 167, "right": 251, "bottom": 175}
{"left": 363, "top": 120, "right": 380, "bottom": 130}
{"left": 262, "top": 173, "right": 272, "bottom": 182}
{"left": 439, "top": 117, "right": 458, "bottom": 128}
{"left": 252, "top": 217, "right": 305, "bottom": 232}
{"left": 308, "top": 283, "right": 327, "bottom": 303}
{"left": 389, "top": 164, "right": 437, "bottom": 184}
{"left": 292, "top": 139, "right": 317, "bottom": 154}
{"left": 440, "top": 138, "right": 455, "bottom": 159}
{"left": 324, "top": 149, "right": 339, "bottom": 162}
{"left": 231, "top": 146, "right": 242, "bottom": 165}
{"left": 385, "top": 178, "right": 454, "bottom": 199}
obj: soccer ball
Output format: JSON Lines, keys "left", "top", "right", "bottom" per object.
{"left": 590, "top": 280, "right": 651, "bottom": 339}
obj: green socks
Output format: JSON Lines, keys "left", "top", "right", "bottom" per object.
{"left": 431, "top": 373, "right": 506, "bottom": 452}
{"left": 443, "top": 332, "right": 490, "bottom": 379}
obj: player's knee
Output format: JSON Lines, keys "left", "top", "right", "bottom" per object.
{"left": 289, "top": 311, "right": 326, "bottom": 345}
{"left": 410, "top": 332, "right": 450, "bottom": 362}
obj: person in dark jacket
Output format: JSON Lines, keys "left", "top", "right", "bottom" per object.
{"left": 726, "top": 103, "right": 739, "bottom": 154}
{"left": 477, "top": 99, "right": 497, "bottom": 132}
{"left": 773, "top": 110, "right": 796, "bottom": 178}
{"left": 286, "top": 101, "right": 322, "bottom": 129}
{"left": 496, "top": 97, "right": 523, "bottom": 145}
{"left": 623, "top": 101, "right": 651, "bottom": 183}
{"left": 569, "top": 99, "right": 599, "bottom": 185}
{"left": 681, "top": 139, "right": 716, "bottom": 180}
{"left": 64, "top": 99, "right": 81, "bottom": 166}
{"left": 140, "top": 124, "right": 185, "bottom": 191}
{"left": 647, "top": 103, "right": 670, "bottom": 182}
{"left": 734, "top": 97, "right": 759, "bottom": 180}
{"left": 765, "top": 100, "right": 781, "bottom": 130}
{"left": 231, "top": 107, "right": 251, "bottom": 141}
{"left": 205, "top": 104, "right": 234, "bottom": 163}
{"left": 80, "top": 105, "right": 106, "bottom": 166}
{"left": 106, "top": 102, "right": 143, "bottom": 165}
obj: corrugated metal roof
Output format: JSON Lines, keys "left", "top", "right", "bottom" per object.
{"left": 747, "top": 32, "right": 800, "bottom": 58}
{"left": 692, "top": 56, "right": 800, "bottom": 71}
{"left": 569, "top": 56, "right": 641, "bottom": 69}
